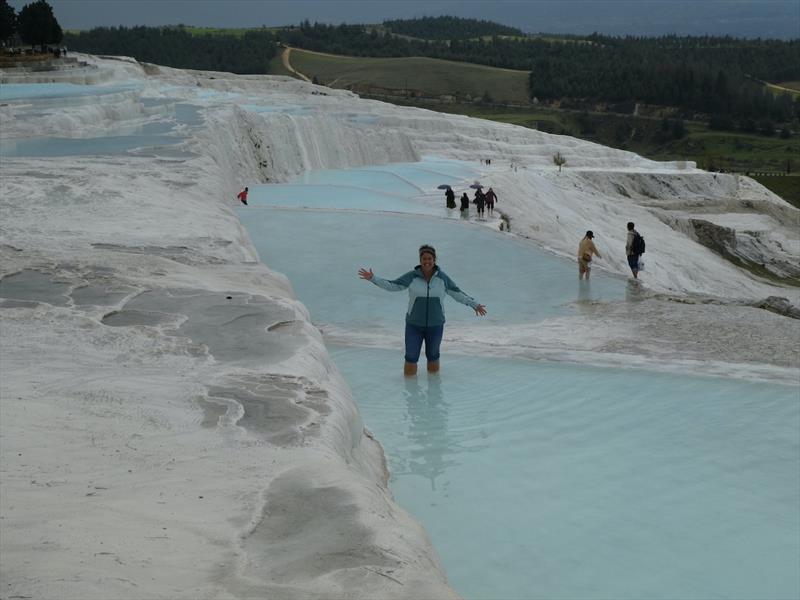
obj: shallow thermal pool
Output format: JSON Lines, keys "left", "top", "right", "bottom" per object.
{"left": 0, "top": 127, "right": 182, "bottom": 157}
{"left": 248, "top": 158, "right": 486, "bottom": 215}
{"left": 0, "top": 81, "right": 142, "bottom": 101}
{"left": 331, "top": 348, "right": 799, "bottom": 600}
{"left": 239, "top": 158, "right": 800, "bottom": 600}
{"left": 240, "top": 209, "right": 625, "bottom": 333}
{"left": 0, "top": 82, "right": 203, "bottom": 157}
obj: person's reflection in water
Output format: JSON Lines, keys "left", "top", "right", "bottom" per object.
{"left": 625, "top": 278, "right": 646, "bottom": 303}
{"left": 576, "top": 279, "right": 595, "bottom": 316}
{"left": 578, "top": 279, "right": 592, "bottom": 302}
{"left": 403, "top": 376, "right": 454, "bottom": 491}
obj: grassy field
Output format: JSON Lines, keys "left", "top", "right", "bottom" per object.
{"left": 751, "top": 175, "right": 800, "bottom": 208}
{"left": 773, "top": 81, "right": 800, "bottom": 93}
{"left": 267, "top": 52, "right": 294, "bottom": 77}
{"left": 286, "top": 49, "right": 531, "bottom": 104}
{"left": 766, "top": 82, "right": 800, "bottom": 98}
{"left": 645, "top": 129, "right": 797, "bottom": 171}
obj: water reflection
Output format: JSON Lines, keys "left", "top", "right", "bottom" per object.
{"left": 625, "top": 278, "right": 647, "bottom": 302}
{"left": 403, "top": 376, "right": 454, "bottom": 491}
{"left": 577, "top": 279, "right": 592, "bottom": 303}
{"left": 575, "top": 279, "right": 604, "bottom": 317}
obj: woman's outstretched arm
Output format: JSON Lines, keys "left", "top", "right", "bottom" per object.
{"left": 358, "top": 268, "right": 415, "bottom": 291}
{"left": 439, "top": 271, "right": 487, "bottom": 316}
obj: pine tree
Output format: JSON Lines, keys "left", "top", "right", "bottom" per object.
{"left": 17, "top": 0, "right": 61, "bottom": 51}
{"left": 0, "top": 0, "right": 16, "bottom": 42}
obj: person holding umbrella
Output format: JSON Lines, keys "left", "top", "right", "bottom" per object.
{"left": 358, "top": 244, "right": 487, "bottom": 376}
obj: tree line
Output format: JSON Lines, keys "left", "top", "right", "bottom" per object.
{"left": 382, "top": 16, "right": 524, "bottom": 40}
{"left": 528, "top": 35, "right": 798, "bottom": 123}
{"left": 64, "top": 26, "right": 277, "bottom": 74}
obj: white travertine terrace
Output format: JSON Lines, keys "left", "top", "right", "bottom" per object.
{"left": 1, "top": 55, "right": 797, "bottom": 599}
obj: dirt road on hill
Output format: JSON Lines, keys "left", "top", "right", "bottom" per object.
{"left": 281, "top": 47, "right": 311, "bottom": 82}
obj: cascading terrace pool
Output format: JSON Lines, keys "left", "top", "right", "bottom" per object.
{"left": 0, "top": 82, "right": 204, "bottom": 158}
{"left": 3, "top": 77, "right": 796, "bottom": 599}
{"left": 238, "top": 158, "right": 800, "bottom": 600}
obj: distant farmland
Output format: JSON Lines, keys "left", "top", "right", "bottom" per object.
{"left": 286, "top": 48, "right": 531, "bottom": 104}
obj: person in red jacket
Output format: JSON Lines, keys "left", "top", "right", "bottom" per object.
{"left": 237, "top": 187, "right": 249, "bottom": 205}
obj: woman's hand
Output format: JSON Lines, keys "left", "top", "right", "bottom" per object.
{"left": 358, "top": 268, "right": 374, "bottom": 281}
{"left": 475, "top": 304, "right": 487, "bottom": 316}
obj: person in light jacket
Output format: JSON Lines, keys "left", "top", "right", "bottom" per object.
{"left": 358, "top": 244, "right": 486, "bottom": 376}
{"left": 578, "top": 230, "right": 602, "bottom": 280}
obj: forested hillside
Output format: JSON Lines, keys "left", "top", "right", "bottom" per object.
{"left": 275, "top": 21, "right": 798, "bottom": 123}
{"left": 529, "top": 35, "right": 798, "bottom": 123}
{"left": 382, "top": 16, "right": 524, "bottom": 40}
{"left": 64, "top": 26, "right": 277, "bottom": 74}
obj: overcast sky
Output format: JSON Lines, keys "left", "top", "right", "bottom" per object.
{"left": 10, "top": 0, "right": 800, "bottom": 39}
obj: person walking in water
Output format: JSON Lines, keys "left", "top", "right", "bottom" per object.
{"left": 485, "top": 187, "right": 497, "bottom": 216}
{"left": 460, "top": 192, "right": 470, "bottom": 214}
{"left": 474, "top": 189, "right": 486, "bottom": 219}
{"left": 445, "top": 187, "right": 456, "bottom": 209}
{"left": 626, "top": 221, "right": 645, "bottom": 279}
{"left": 237, "top": 187, "right": 249, "bottom": 206}
{"left": 578, "top": 230, "right": 602, "bottom": 280}
{"left": 358, "top": 244, "right": 486, "bottom": 376}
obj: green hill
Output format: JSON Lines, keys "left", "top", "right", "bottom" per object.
{"left": 287, "top": 49, "right": 531, "bottom": 104}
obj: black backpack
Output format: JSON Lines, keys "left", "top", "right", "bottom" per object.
{"left": 632, "top": 232, "right": 646, "bottom": 255}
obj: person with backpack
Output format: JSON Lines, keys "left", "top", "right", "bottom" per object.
{"left": 626, "top": 221, "right": 645, "bottom": 279}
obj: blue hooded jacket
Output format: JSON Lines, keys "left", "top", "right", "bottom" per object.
{"left": 370, "top": 265, "right": 479, "bottom": 327}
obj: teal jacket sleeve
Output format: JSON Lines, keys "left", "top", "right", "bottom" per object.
{"left": 371, "top": 270, "right": 416, "bottom": 292}
{"left": 439, "top": 271, "right": 479, "bottom": 309}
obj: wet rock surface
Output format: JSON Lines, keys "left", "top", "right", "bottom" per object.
{"left": 690, "top": 219, "right": 800, "bottom": 284}
{"left": 205, "top": 373, "right": 330, "bottom": 445}
{"left": 753, "top": 296, "right": 800, "bottom": 319}
{"left": 242, "top": 468, "right": 398, "bottom": 582}
{"left": 0, "top": 269, "right": 72, "bottom": 306}
{"left": 105, "top": 288, "right": 302, "bottom": 364}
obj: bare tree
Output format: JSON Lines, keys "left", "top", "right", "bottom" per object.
{"left": 553, "top": 151, "right": 566, "bottom": 172}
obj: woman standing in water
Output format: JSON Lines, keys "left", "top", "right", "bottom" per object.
{"left": 358, "top": 244, "right": 487, "bottom": 376}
